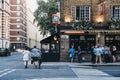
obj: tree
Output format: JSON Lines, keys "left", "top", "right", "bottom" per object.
{"left": 34, "top": 0, "right": 59, "bottom": 37}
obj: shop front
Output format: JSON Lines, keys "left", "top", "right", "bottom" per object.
{"left": 40, "top": 26, "right": 120, "bottom": 62}
{"left": 59, "top": 26, "right": 120, "bottom": 62}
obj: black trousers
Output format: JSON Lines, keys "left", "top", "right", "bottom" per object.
{"left": 91, "top": 53, "right": 96, "bottom": 63}
{"left": 38, "top": 58, "right": 42, "bottom": 68}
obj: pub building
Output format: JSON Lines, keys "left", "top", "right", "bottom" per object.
{"left": 40, "top": 0, "right": 120, "bottom": 62}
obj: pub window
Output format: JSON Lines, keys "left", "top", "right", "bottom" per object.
{"left": 115, "top": 36, "right": 120, "bottom": 40}
{"left": 111, "top": 6, "right": 120, "bottom": 20}
{"left": 71, "top": 6, "right": 91, "bottom": 21}
{"left": 70, "top": 35, "right": 95, "bottom": 51}
{"left": 80, "top": 36, "right": 85, "bottom": 40}
{"left": 42, "top": 44, "right": 50, "bottom": 53}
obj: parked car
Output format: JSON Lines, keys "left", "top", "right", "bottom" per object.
{"left": 0, "top": 48, "right": 11, "bottom": 56}
{"left": 16, "top": 49, "right": 24, "bottom": 53}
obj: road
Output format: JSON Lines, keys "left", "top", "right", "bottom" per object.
{"left": 0, "top": 52, "right": 120, "bottom": 80}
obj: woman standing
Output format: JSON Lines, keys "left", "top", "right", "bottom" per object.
{"left": 22, "top": 47, "right": 31, "bottom": 69}
{"left": 94, "top": 45, "right": 102, "bottom": 64}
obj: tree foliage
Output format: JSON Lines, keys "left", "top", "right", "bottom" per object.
{"left": 34, "top": 0, "right": 58, "bottom": 37}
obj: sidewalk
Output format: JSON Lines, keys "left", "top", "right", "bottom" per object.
{"left": 41, "top": 62, "right": 120, "bottom": 69}
{"left": 42, "top": 62, "right": 120, "bottom": 67}
{"left": 73, "top": 62, "right": 120, "bottom": 66}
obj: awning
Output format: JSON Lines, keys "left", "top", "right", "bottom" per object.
{"left": 40, "top": 33, "right": 59, "bottom": 43}
{"left": 61, "top": 30, "right": 120, "bottom": 35}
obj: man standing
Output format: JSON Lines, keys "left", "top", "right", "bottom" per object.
{"left": 69, "top": 45, "right": 75, "bottom": 62}
{"left": 77, "top": 46, "right": 81, "bottom": 63}
{"left": 31, "top": 46, "right": 42, "bottom": 69}
{"left": 91, "top": 46, "right": 96, "bottom": 64}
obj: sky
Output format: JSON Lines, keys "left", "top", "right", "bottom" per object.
{"left": 27, "top": 0, "right": 48, "bottom": 12}
{"left": 27, "top": 0, "right": 38, "bottom": 12}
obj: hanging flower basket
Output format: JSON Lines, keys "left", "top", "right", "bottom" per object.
{"left": 72, "top": 20, "right": 93, "bottom": 30}
{"left": 107, "top": 20, "right": 120, "bottom": 30}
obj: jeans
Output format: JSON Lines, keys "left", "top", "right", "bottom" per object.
{"left": 78, "top": 54, "right": 81, "bottom": 63}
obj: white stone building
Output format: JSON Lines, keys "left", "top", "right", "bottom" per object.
{"left": 27, "top": 8, "right": 43, "bottom": 48}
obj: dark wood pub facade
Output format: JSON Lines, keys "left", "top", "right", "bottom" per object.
{"left": 59, "top": 0, "right": 120, "bottom": 61}
{"left": 40, "top": 0, "right": 120, "bottom": 62}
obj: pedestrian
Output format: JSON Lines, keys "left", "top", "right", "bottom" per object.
{"left": 104, "top": 46, "right": 109, "bottom": 63}
{"left": 108, "top": 47, "right": 112, "bottom": 62}
{"left": 111, "top": 45, "right": 117, "bottom": 62}
{"left": 100, "top": 45, "right": 105, "bottom": 62}
{"left": 95, "top": 45, "right": 102, "bottom": 64}
{"left": 93, "top": 45, "right": 97, "bottom": 63}
{"left": 91, "top": 46, "right": 96, "bottom": 64}
{"left": 31, "top": 46, "right": 41, "bottom": 69}
{"left": 38, "top": 48, "right": 42, "bottom": 69}
{"left": 22, "top": 47, "right": 31, "bottom": 69}
{"left": 69, "top": 45, "right": 75, "bottom": 62}
{"left": 77, "top": 46, "right": 81, "bottom": 63}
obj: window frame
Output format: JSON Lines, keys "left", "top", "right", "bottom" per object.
{"left": 111, "top": 6, "right": 120, "bottom": 20}
{"left": 71, "top": 6, "right": 91, "bottom": 21}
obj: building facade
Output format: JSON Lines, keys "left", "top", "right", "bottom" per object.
{"left": 0, "top": 0, "right": 10, "bottom": 48}
{"left": 0, "top": 0, "right": 2, "bottom": 47}
{"left": 60, "top": 0, "right": 120, "bottom": 61}
{"left": 27, "top": 8, "right": 41, "bottom": 48}
{"left": 10, "top": 0, "right": 27, "bottom": 49}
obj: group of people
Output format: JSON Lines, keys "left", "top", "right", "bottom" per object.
{"left": 91, "top": 45, "right": 117, "bottom": 64}
{"left": 69, "top": 45, "right": 117, "bottom": 64}
{"left": 69, "top": 45, "right": 82, "bottom": 63}
{"left": 22, "top": 46, "right": 42, "bottom": 69}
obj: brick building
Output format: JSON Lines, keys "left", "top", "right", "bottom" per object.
{"left": 0, "top": 1, "right": 2, "bottom": 44}
{"left": 59, "top": 0, "right": 120, "bottom": 61}
{"left": 10, "top": 0, "right": 27, "bottom": 49}
{"left": 0, "top": 0, "right": 10, "bottom": 48}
